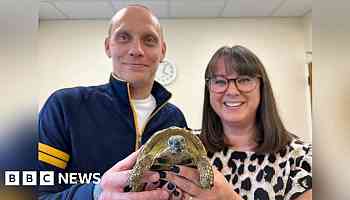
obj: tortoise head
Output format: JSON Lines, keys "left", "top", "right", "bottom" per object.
{"left": 168, "top": 135, "right": 185, "bottom": 154}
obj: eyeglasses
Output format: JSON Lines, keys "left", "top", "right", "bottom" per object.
{"left": 206, "top": 75, "right": 260, "bottom": 93}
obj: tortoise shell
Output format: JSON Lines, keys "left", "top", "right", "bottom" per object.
{"left": 128, "top": 126, "right": 214, "bottom": 192}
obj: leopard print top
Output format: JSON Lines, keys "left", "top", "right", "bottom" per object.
{"left": 207, "top": 139, "right": 312, "bottom": 200}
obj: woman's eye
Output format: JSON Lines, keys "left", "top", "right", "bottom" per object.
{"left": 214, "top": 79, "right": 226, "bottom": 85}
{"left": 238, "top": 77, "right": 252, "bottom": 84}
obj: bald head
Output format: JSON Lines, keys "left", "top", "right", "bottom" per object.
{"left": 107, "top": 5, "right": 163, "bottom": 40}
{"left": 104, "top": 4, "right": 167, "bottom": 97}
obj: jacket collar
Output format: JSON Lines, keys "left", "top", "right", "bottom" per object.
{"left": 109, "top": 73, "right": 171, "bottom": 107}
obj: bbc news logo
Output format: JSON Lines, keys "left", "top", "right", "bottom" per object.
{"left": 4, "top": 171, "right": 101, "bottom": 186}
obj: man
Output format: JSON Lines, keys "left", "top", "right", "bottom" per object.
{"left": 38, "top": 5, "right": 187, "bottom": 200}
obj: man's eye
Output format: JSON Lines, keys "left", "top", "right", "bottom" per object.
{"left": 116, "top": 33, "right": 129, "bottom": 42}
{"left": 144, "top": 36, "right": 158, "bottom": 46}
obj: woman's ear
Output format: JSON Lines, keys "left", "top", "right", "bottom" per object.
{"left": 104, "top": 37, "right": 111, "bottom": 58}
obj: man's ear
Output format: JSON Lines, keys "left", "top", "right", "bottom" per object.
{"left": 104, "top": 37, "right": 111, "bottom": 58}
{"left": 160, "top": 41, "right": 167, "bottom": 61}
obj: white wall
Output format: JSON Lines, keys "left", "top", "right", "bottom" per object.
{"left": 302, "top": 12, "right": 312, "bottom": 140}
{"left": 39, "top": 17, "right": 311, "bottom": 141}
{"left": 313, "top": 1, "right": 350, "bottom": 198}
{"left": 1, "top": 0, "right": 38, "bottom": 141}
{"left": 303, "top": 12, "right": 312, "bottom": 53}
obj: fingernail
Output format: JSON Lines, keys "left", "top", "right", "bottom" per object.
{"left": 142, "top": 183, "right": 147, "bottom": 191}
{"left": 173, "top": 190, "right": 180, "bottom": 197}
{"left": 123, "top": 185, "right": 131, "bottom": 192}
{"left": 151, "top": 165, "right": 161, "bottom": 170}
{"left": 158, "top": 171, "right": 166, "bottom": 179}
{"left": 167, "top": 182, "right": 175, "bottom": 191}
{"left": 170, "top": 165, "right": 180, "bottom": 174}
{"left": 159, "top": 179, "right": 168, "bottom": 187}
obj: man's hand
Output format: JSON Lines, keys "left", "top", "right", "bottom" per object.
{"left": 96, "top": 149, "right": 170, "bottom": 200}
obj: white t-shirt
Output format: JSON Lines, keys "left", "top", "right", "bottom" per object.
{"left": 131, "top": 95, "right": 157, "bottom": 133}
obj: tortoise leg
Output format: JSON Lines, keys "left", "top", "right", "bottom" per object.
{"left": 128, "top": 155, "right": 153, "bottom": 192}
{"left": 196, "top": 157, "right": 214, "bottom": 190}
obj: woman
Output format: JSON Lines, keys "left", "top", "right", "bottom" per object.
{"left": 165, "top": 45, "right": 312, "bottom": 200}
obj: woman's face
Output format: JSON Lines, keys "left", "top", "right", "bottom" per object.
{"left": 209, "top": 57, "right": 261, "bottom": 128}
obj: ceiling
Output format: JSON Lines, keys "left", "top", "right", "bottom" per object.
{"left": 39, "top": 0, "right": 312, "bottom": 20}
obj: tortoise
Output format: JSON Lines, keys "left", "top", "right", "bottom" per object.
{"left": 128, "top": 126, "right": 214, "bottom": 192}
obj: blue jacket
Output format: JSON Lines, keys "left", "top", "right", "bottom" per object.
{"left": 38, "top": 75, "right": 187, "bottom": 199}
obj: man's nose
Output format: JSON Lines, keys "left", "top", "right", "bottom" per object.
{"left": 128, "top": 39, "right": 144, "bottom": 57}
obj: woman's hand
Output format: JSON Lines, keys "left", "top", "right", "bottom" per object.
{"left": 164, "top": 165, "right": 241, "bottom": 200}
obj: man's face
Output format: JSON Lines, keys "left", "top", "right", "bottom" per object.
{"left": 105, "top": 7, "right": 166, "bottom": 87}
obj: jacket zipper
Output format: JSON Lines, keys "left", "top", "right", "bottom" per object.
{"left": 136, "top": 98, "right": 169, "bottom": 150}
{"left": 127, "top": 83, "right": 170, "bottom": 151}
